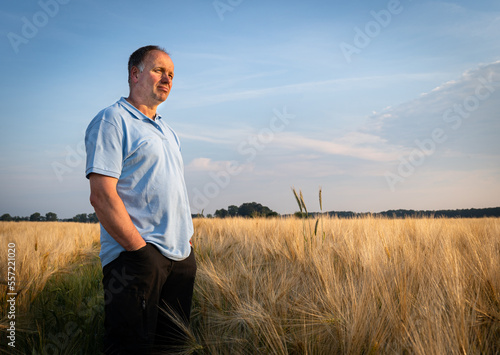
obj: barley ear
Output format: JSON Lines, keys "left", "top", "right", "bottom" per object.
{"left": 299, "top": 190, "right": 308, "bottom": 214}
{"left": 292, "top": 187, "right": 303, "bottom": 213}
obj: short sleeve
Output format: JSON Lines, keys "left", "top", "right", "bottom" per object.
{"left": 85, "top": 119, "right": 124, "bottom": 179}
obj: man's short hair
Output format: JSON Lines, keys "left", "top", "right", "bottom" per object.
{"left": 128, "top": 45, "right": 169, "bottom": 83}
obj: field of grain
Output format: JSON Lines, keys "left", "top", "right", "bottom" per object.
{"left": 1, "top": 217, "right": 499, "bottom": 354}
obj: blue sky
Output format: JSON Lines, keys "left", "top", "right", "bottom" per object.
{"left": 1, "top": 0, "right": 499, "bottom": 218}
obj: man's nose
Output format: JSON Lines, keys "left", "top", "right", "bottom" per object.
{"left": 161, "top": 74, "right": 172, "bottom": 84}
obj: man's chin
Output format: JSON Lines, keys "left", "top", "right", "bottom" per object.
{"left": 154, "top": 93, "right": 169, "bottom": 103}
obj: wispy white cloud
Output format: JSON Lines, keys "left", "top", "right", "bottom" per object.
{"left": 175, "top": 124, "right": 251, "bottom": 145}
{"left": 185, "top": 158, "right": 229, "bottom": 172}
{"left": 183, "top": 61, "right": 500, "bottom": 209}
{"left": 366, "top": 60, "right": 500, "bottom": 149}
{"left": 422, "top": 2, "right": 500, "bottom": 38}
{"left": 394, "top": 2, "right": 500, "bottom": 41}
{"left": 185, "top": 157, "right": 253, "bottom": 173}
{"left": 172, "top": 72, "right": 445, "bottom": 109}
{"left": 177, "top": 132, "right": 233, "bottom": 145}
{"left": 272, "top": 131, "right": 405, "bottom": 162}
{"left": 172, "top": 68, "right": 288, "bottom": 92}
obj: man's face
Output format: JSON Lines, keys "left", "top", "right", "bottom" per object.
{"left": 132, "top": 50, "right": 175, "bottom": 105}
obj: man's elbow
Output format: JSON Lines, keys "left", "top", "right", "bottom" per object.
{"left": 89, "top": 185, "right": 109, "bottom": 211}
{"left": 89, "top": 174, "right": 118, "bottom": 210}
{"left": 89, "top": 190, "right": 107, "bottom": 213}
{"left": 89, "top": 191, "right": 99, "bottom": 209}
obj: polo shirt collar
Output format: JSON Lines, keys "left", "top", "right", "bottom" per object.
{"left": 118, "top": 97, "right": 163, "bottom": 122}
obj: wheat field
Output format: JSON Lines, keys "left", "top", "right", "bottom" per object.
{"left": 1, "top": 217, "right": 499, "bottom": 354}
{"left": 0, "top": 222, "right": 100, "bottom": 311}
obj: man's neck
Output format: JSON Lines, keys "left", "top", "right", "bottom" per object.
{"left": 125, "top": 96, "right": 158, "bottom": 120}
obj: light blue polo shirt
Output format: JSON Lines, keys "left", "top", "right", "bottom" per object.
{"left": 85, "top": 97, "right": 193, "bottom": 267}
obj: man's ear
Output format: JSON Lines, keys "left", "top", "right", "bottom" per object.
{"left": 130, "top": 66, "right": 140, "bottom": 84}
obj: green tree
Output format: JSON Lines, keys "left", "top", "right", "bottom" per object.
{"left": 30, "top": 212, "right": 41, "bottom": 221}
{"left": 73, "top": 213, "right": 88, "bottom": 223}
{"left": 214, "top": 209, "right": 228, "bottom": 218}
{"left": 228, "top": 205, "right": 238, "bottom": 217}
{"left": 294, "top": 211, "right": 309, "bottom": 219}
{"left": 88, "top": 212, "right": 99, "bottom": 223}
{"left": 237, "top": 202, "right": 257, "bottom": 217}
{"left": 237, "top": 202, "right": 277, "bottom": 218}
{"left": 45, "top": 212, "right": 58, "bottom": 221}
{"left": 1, "top": 213, "right": 12, "bottom": 221}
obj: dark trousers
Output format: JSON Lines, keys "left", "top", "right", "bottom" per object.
{"left": 102, "top": 243, "right": 196, "bottom": 354}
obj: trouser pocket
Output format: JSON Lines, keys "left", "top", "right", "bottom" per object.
{"left": 102, "top": 243, "right": 162, "bottom": 354}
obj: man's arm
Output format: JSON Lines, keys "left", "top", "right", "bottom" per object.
{"left": 89, "top": 173, "right": 147, "bottom": 251}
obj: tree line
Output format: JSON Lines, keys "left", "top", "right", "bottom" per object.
{"left": 207, "top": 206, "right": 500, "bottom": 219}
{"left": 200, "top": 202, "right": 279, "bottom": 219}
{"left": 2, "top": 206, "right": 498, "bottom": 223}
{"left": 304, "top": 207, "right": 500, "bottom": 219}
{"left": 0, "top": 212, "right": 99, "bottom": 223}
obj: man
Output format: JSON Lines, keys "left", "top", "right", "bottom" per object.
{"left": 85, "top": 45, "right": 196, "bottom": 354}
